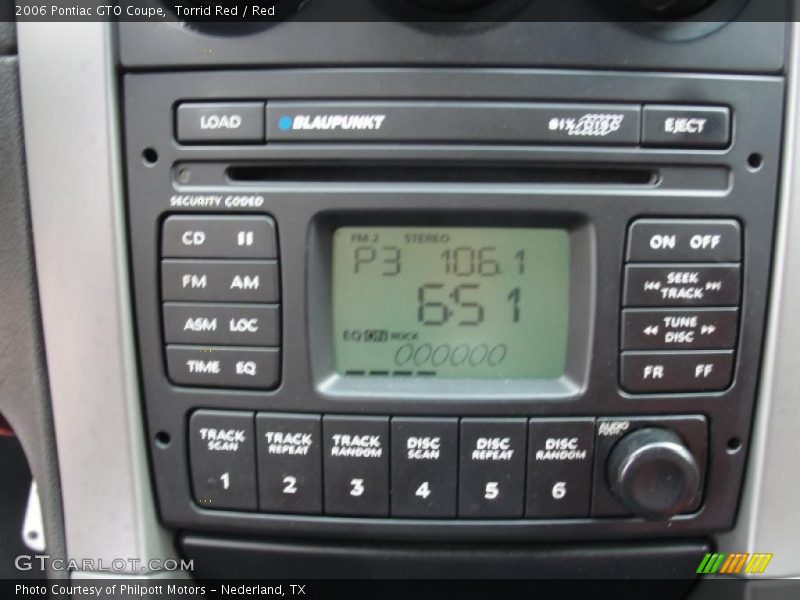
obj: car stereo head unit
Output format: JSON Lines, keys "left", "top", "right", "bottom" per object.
{"left": 122, "top": 67, "right": 781, "bottom": 541}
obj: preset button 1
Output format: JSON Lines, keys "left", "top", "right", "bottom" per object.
{"left": 620, "top": 350, "right": 734, "bottom": 393}
{"left": 323, "top": 416, "right": 390, "bottom": 517}
{"left": 458, "top": 419, "right": 527, "bottom": 518}
{"left": 391, "top": 418, "right": 458, "bottom": 518}
{"left": 189, "top": 410, "right": 256, "bottom": 511}
{"left": 526, "top": 418, "right": 595, "bottom": 518}
{"left": 256, "top": 413, "right": 322, "bottom": 514}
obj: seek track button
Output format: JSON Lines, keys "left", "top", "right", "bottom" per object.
{"left": 624, "top": 264, "right": 740, "bottom": 307}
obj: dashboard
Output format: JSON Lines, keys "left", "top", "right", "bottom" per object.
{"left": 1, "top": 0, "right": 800, "bottom": 594}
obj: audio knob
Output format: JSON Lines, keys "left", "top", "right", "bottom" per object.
{"left": 606, "top": 428, "right": 701, "bottom": 519}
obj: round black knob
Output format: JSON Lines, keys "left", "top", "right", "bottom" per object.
{"left": 606, "top": 428, "right": 700, "bottom": 519}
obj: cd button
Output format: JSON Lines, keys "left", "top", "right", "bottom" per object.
{"left": 391, "top": 418, "right": 458, "bottom": 518}
{"left": 162, "top": 216, "right": 277, "bottom": 259}
{"left": 526, "top": 418, "right": 595, "bottom": 518}
{"left": 623, "top": 264, "right": 740, "bottom": 307}
{"left": 621, "top": 308, "right": 738, "bottom": 351}
{"left": 189, "top": 410, "right": 257, "bottom": 511}
{"left": 626, "top": 219, "right": 741, "bottom": 263}
{"left": 620, "top": 350, "right": 734, "bottom": 393}
{"left": 256, "top": 413, "right": 322, "bottom": 514}
{"left": 323, "top": 416, "right": 390, "bottom": 517}
{"left": 458, "top": 419, "right": 527, "bottom": 518}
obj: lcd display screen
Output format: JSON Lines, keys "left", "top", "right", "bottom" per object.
{"left": 331, "top": 227, "right": 571, "bottom": 380}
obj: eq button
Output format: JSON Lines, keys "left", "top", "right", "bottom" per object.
{"left": 458, "top": 419, "right": 526, "bottom": 518}
{"left": 526, "top": 418, "right": 595, "bottom": 518}
{"left": 391, "top": 418, "right": 458, "bottom": 518}
{"left": 323, "top": 416, "right": 390, "bottom": 517}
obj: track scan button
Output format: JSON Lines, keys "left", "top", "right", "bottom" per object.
{"left": 189, "top": 410, "right": 256, "bottom": 511}
{"left": 323, "top": 416, "right": 389, "bottom": 516}
{"left": 167, "top": 346, "right": 280, "bottom": 389}
{"left": 621, "top": 351, "right": 734, "bottom": 393}
{"left": 459, "top": 419, "right": 527, "bottom": 518}
{"left": 163, "top": 303, "right": 280, "bottom": 346}
{"left": 256, "top": 413, "right": 322, "bottom": 514}
{"left": 162, "top": 216, "right": 277, "bottom": 259}
{"left": 622, "top": 308, "right": 738, "bottom": 350}
{"left": 161, "top": 260, "right": 280, "bottom": 303}
{"left": 391, "top": 418, "right": 458, "bottom": 518}
{"left": 627, "top": 219, "right": 741, "bottom": 262}
{"left": 623, "top": 264, "right": 740, "bottom": 307}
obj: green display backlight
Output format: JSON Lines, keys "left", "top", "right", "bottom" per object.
{"left": 332, "top": 227, "right": 571, "bottom": 380}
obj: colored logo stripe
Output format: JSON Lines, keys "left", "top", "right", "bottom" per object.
{"left": 697, "top": 552, "right": 773, "bottom": 575}
{"left": 744, "top": 553, "right": 773, "bottom": 574}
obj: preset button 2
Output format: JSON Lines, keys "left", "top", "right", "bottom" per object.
{"left": 458, "top": 419, "right": 527, "bottom": 518}
{"left": 391, "top": 418, "right": 458, "bottom": 518}
{"left": 323, "top": 416, "right": 390, "bottom": 517}
{"left": 256, "top": 413, "right": 322, "bottom": 514}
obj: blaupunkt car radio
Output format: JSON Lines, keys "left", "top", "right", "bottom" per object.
{"left": 123, "top": 66, "right": 781, "bottom": 541}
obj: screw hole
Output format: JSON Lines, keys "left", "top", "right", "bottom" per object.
{"left": 747, "top": 153, "right": 763, "bottom": 172}
{"left": 27, "top": 531, "right": 38, "bottom": 540}
{"left": 726, "top": 437, "right": 742, "bottom": 454}
{"left": 155, "top": 431, "right": 172, "bottom": 448}
{"left": 142, "top": 148, "right": 159, "bottom": 166}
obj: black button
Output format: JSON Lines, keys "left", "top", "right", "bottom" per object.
{"left": 161, "top": 260, "right": 280, "bottom": 303}
{"left": 162, "top": 216, "right": 277, "bottom": 259}
{"left": 166, "top": 345, "right": 280, "bottom": 389}
{"left": 323, "top": 416, "right": 389, "bottom": 516}
{"left": 189, "top": 410, "right": 256, "bottom": 511}
{"left": 623, "top": 264, "right": 740, "bottom": 307}
{"left": 176, "top": 102, "right": 265, "bottom": 144}
{"left": 390, "top": 418, "right": 458, "bottom": 518}
{"left": 627, "top": 219, "right": 741, "bottom": 263}
{"left": 526, "top": 418, "right": 595, "bottom": 518}
{"left": 458, "top": 419, "right": 527, "bottom": 518}
{"left": 620, "top": 350, "right": 734, "bottom": 393}
{"left": 622, "top": 308, "right": 738, "bottom": 351}
{"left": 163, "top": 303, "right": 280, "bottom": 346}
{"left": 642, "top": 105, "right": 730, "bottom": 148}
{"left": 256, "top": 413, "right": 322, "bottom": 515}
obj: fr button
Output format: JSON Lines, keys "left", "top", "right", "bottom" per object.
{"left": 189, "top": 410, "right": 256, "bottom": 511}
{"left": 391, "top": 418, "right": 458, "bottom": 518}
{"left": 458, "top": 419, "right": 527, "bottom": 518}
{"left": 322, "top": 416, "right": 390, "bottom": 517}
{"left": 526, "top": 418, "right": 595, "bottom": 518}
{"left": 621, "top": 350, "right": 734, "bottom": 393}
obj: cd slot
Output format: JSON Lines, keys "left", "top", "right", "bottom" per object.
{"left": 225, "top": 163, "right": 658, "bottom": 186}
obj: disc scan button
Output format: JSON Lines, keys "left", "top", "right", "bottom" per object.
{"left": 620, "top": 350, "right": 734, "bottom": 393}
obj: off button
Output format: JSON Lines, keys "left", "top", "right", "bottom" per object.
{"left": 627, "top": 219, "right": 741, "bottom": 263}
